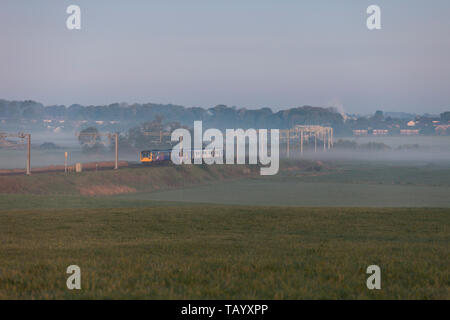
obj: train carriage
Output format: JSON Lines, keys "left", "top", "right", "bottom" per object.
{"left": 140, "top": 150, "right": 171, "bottom": 164}
{"left": 140, "top": 148, "right": 224, "bottom": 164}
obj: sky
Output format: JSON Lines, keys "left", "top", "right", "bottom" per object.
{"left": 0, "top": 0, "right": 449, "bottom": 114}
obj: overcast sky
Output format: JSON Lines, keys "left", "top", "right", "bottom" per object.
{"left": 1, "top": 0, "right": 449, "bottom": 114}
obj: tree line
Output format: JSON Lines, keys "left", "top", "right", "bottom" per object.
{"left": 1, "top": 99, "right": 449, "bottom": 137}
{"left": 0, "top": 99, "right": 346, "bottom": 131}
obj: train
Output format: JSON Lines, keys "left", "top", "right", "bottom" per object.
{"left": 140, "top": 148, "right": 224, "bottom": 164}
{"left": 140, "top": 150, "right": 171, "bottom": 164}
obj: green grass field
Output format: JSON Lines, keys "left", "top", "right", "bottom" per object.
{"left": 120, "top": 162, "right": 450, "bottom": 207}
{"left": 0, "top": 161, "right": 449, "bottom": 299}
{"left": 0, "top": 206, "right": 448, "bottom": 299}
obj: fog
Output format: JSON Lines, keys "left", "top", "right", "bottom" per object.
{"left": 298, "top": 136, "right": 450, "bottom": 164}
{"left": 299, "top": 149, "right": 450, "bottom": 164}
{"left": 1, "top": 132, "right": 449, "bottom": 170}
{"left": 0, "top": 130, "right": 138, "bottom": 169}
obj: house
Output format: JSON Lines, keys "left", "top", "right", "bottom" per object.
{"left": 372, "top": 129, "right": 389, "bottom": 136}
{"left": 435, "top": 125, "right": 450, "bottom": 135}
{"left": 353, "top": 130, "right": 368, "bottom": 136}
{"left": 400, "top": 129, "right": 419, "bottom": 136}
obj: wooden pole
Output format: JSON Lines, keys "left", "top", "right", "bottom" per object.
{"left": 286, "top": 130, "right": 290, "bottom": 158}
{"left": 65, "top": 152, "right": 68, "bottom": 173}
{"left": 314, "top": 131, "right": 317, "bottom": 153}
{"left": 300, "top": 129, "right": 304, "bottom": 156}
{"left": 26, "top": 134, "right": 31, "bottom": 175}
{"left": 327, "top": 128, "right": 330, "bottom": 149}
{"left": 180, "top": 136, "right": 183, "bottom": 158}
{"left": 331, "top": 128, "right": 334, "bottom": 147}
{"left": 114, "top": 133, "right": 119, "bottom": 170}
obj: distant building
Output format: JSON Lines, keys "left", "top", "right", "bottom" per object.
{"left": 353, "top": 130, "right": 368, "bottom": 136}
{"left": 400, "top": 129, "right": 419, "bottom": 136}
{"left": 435, "top": 125, "right": 450, "bottom": 135}
{"left": 372, "top": 129, "right": 389, "bottom": 136}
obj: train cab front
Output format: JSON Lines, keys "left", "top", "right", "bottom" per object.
{"left": 140, "top": 150, "right": 153, "bottom": 164}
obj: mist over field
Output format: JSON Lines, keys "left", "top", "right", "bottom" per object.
{"left": 300, "top": 136, "right": 450, "bottom": 163}
{"left": 0, "top": 138, "right": 449, "bottom": 169}
{"left": 1, "top": 131, "right": 450, "bottom": 169}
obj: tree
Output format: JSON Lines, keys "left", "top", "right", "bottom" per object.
{"left": 373, "top": 110, "right": 384, "bottom": 122}
{"left": 78, "top": 127, "right": 104, "bottom": 152}
{"left": 440, "top": 111, "right": 450, "bottom": 122}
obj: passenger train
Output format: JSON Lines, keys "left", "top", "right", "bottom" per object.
{"left": 140, "top": 149, "right": 224, "bottom": 164}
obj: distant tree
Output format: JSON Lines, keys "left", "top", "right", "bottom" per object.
{"left": 373, "top": 110, "right": 384, "bottom": 122}
{"left": 334, "top": 139, "right": 358, "bottom": 149}
{"left": 126, "top": 118, "right": 187, "bottom": 149}
{"left": 39, "top": 142, "right": 61, "bottom": 150}
{"left": 360, "top": 142, "right": 391, "bottom": 151}
{"left": 441, "top": 111, "right": 450, "bottom": 122}
{"left": 22, "top": 106, "right": 36, "bottom": 119}
{"left": 78, "top": 127, "right": 104, "bottom": 152}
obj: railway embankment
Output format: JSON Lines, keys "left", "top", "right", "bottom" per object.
{"left": 0, "top": 164, "right": 260, "bottom": 196}
{"left": 0, "top": 159, "right": 327, "bottom": 196}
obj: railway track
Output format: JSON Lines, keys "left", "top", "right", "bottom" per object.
{"left": 0, "top": 160, "right": 176, "bottom": 176}
{"left": 128, "top": 161, "right": 175, "bottom": 168}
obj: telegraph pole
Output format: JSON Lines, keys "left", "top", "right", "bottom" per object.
{"left": 180, "top": 136, "right": 184, "bottom": 158}
{"left": 0, "top": 132, "right": 31, "bottom": 175}
{"left": 114, "top": 133, "right": 119, "bottom": 170}
{"left": 65, "top": 152, "right": 68, "bottom": 173}
{"left": 286, "top": 130, "right": 290, "bottom": 158}
{"left": 300, "top": 129, "right": 304, "bottom": 156}
{"left": 314, "top": 132, "right": 317, "bottom": 153}
{"left": 331, "top": 128, "right": 334, "bottom": 147}
{"left": 26, "top": 134, "right": 31, "bottom": 175}
{"left": 76, "top": 131, "right": 120, "bottom": 170}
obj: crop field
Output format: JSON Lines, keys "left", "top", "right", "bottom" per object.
{"left": 127, "top": 179, "right": 450, "bottom": 207}
{"left": 0, "top": 160, "right": 449, "bottom": 299}
{"left": 0, "top": 206, "right": 448, "bottom": 300}
{"left": 121, "top": 162, "right": 450, "bottom": 207}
